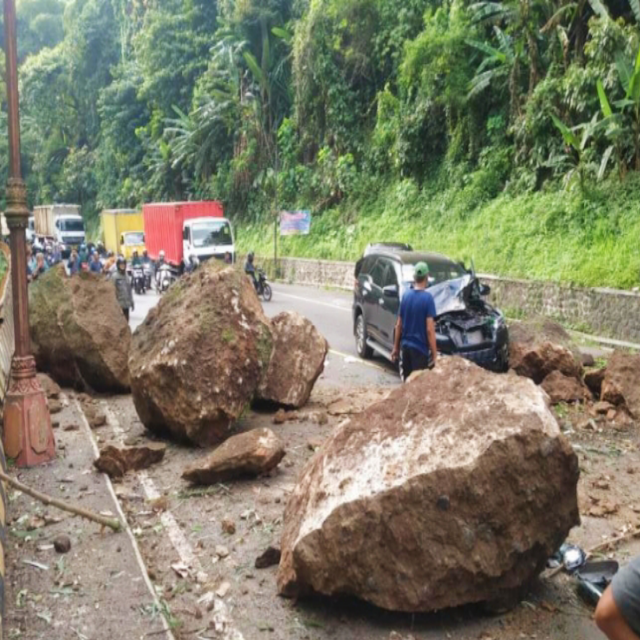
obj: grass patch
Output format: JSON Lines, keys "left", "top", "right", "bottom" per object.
{"left": 238, "top": 174, "right": 640, "bottom": 290}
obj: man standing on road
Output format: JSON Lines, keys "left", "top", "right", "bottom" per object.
{"left": 113, "top": 257, "right": 134, "bottom": 321}
{"left": 391, "top": 262, "right": 438, "bottom": 381}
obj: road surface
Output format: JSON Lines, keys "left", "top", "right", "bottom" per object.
{"left": 131, "top": 282, "right": 399, "bottom": 387}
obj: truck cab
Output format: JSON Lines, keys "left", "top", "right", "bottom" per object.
{"left": 120, "top": 230, "right": 145, "bottom": 259}
{"left": 55, "top": 214, "right": 85, "bottom": 247}
{"left": 182, "top": 217, "right": 235, "bottom": 263}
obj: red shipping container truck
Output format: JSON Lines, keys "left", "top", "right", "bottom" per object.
{"left": 142, "top": 201, "right": 235, "bottom": 266}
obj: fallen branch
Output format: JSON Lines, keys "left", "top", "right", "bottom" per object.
{"left": 0, "top": 469, "right": 121, "bottom": 532}
{"left": 547, "top": 525, "right": 640, "bottom": 579}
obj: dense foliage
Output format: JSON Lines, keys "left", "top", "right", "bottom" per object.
{"left": 2, "top": 0, "right": 640, "bottom": 285}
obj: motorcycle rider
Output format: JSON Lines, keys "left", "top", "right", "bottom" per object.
{"left": 141, "top": 249, "right": 151, "bottom": 265}
{"left": 113, "top": 257, "right": 134, "bottom": 321}
{"left": 185, "top": 254, "right": 199, "bottom": 274}
{"left": 89, "top": 251, "right": 103, "bottom": 274}
{"left": 155, "top": 250, "right": 167, "bottom": 291}
{"left": 131, "top": 250, "right": 142, "bottom": 267}
{"left": 244, "top": 252, "right": 258, "bottom": 290}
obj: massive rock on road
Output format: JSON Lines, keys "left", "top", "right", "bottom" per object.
{"left": 29, "top": 265, "right": 131, "bottom": 392}
{"left": 257, "top": 311, "right": 328, "bottom": 408}
{"left": 509, "top": 317, "right": 583, "bottom": 384}
{"left": 601, "top": 350, "right": 640, "bottom": 419}
{"left": 278, "top": 357, "right": 579, "bottom": 612}
{"left": 129, "top": 264, "right": 273, "bottom": 447}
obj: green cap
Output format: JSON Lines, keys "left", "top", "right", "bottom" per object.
{"left": 413, "top": 261, "right": 429, "bottom": 279}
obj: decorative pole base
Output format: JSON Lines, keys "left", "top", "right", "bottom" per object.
{"left": 3, "top": 356, "right": 55, "bottom": 467}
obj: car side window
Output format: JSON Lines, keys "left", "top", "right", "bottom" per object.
{"left": 369, "top": 260, "right": 386, "bottom": 288}
{"left": 382, "top": 261, "right": 399, "bottom": 288}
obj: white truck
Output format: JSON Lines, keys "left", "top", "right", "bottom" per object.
{"left": 34, "top": 204, "right": 86, "bottom": 247}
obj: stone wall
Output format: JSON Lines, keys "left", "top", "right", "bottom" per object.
{"left": 258, "top": 256, "right": 640, "bottom": 344}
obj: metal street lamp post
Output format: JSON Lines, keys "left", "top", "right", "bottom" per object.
{"left": 2, "top": 0, "right": 55, "bottom": 466}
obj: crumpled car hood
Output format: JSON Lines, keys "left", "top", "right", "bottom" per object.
{"left": 429, "top": 274, "right": 474, "bottom": 317}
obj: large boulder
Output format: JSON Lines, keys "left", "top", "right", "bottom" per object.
{"left": 129, "top": 264, "right": 273, "bottom": 447}
{"left": 182, "top": 428, "right": 285, "bottom": 484}
{"left": 256, "top": 312, "right": 328, "bottom": 408}
{"left": 509, "top": 317, "right": 582, "bottom": 384}
{"left": 601, "top": 351, "right": 640, "bottom": 419}
{"left": 29, "top": 265, "right": 131, "bottom": 392}
{"left": 278, "top": 357, "right": 579, "bottom": 612}
{"left": 541, "top": 370, "right": 591, "bottom": 404}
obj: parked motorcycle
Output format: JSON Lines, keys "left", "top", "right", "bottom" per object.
{"left": 256, "top": 269, "right": 272, "bottom": 302}
{"left": 156, "top": 263, "right": 177, "bottom": 293}
{"left": 132, "top": 265, "right": 146, "bottom": 295}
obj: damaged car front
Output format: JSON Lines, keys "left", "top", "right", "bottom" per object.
{"left": 429, "top": 275, "right": 509, "bottom": 372}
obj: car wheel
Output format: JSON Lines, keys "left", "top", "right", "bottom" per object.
{"left": 355, "top": 314, "right": 372, "bottom": 359}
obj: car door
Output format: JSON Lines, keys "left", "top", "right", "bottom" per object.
{"left": 364, "top": 258, "right": 386, "bottom": 340}
{"left": 376, "top": 260, "right": 401, "bottom": 349}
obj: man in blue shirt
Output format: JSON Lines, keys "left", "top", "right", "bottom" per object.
{"left": 391, "top": 261, "right": 437, "bottom": 381}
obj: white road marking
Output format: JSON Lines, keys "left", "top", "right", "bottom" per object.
{"left": 328, "top": 348, "right": 394, "bottom": 374}
{"left": 70, "top": 396, "right": 177, "bottom": 640}
{"left": 273, "top": 290, "right": 352, "bottom": 312}
{"left": 99, "top": 401, "right": 245, "bottom": 640}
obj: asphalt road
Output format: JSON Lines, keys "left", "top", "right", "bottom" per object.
{"left": 130, "top": 281, "right": 399, "bottom": 387}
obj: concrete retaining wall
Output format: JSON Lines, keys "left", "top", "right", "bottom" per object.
{"left": 258, "top": 255, "right": 640, "bottom": 343}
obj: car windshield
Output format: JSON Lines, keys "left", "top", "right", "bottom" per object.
{"left": 123, "top": 232, "right": 144, "bottom": 246}
{"left": 401, "top": 261, "right": 466, "bottom": 285}
{"left": 191, "top": 221, "right": 232, "bottom": 247}
{"left": 59, "top": 218, "right": 84, "bottom": 232}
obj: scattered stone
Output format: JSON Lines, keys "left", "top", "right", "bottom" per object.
{"left": 26, "top": 515, "right": 46, "bottom": 531}
{"left": 509, "top": 318, "right": 582, "bottom": 384}
{"left": 216, "top": 581, "right": 231, "bottom": 598}
{"left": 53, "top": 535, "right": 71, "bottom": 554}
{"left": 594, "top": 401, "right": 614, "bottom": 415}
{"left": 278, "top": 357, "right": 579, "bottom": 612}
{"left": 256, "top": 311, "right": 328, "bottom": 408}
{"left": 51, "top": 420, "right": 60, "bottom": 429}
{"left": 48, "top": 399, "right": 63, "bottom": 415}
{"left": 94, "top": 443, "right": 167, "bottom": 478}
{"left": 606, "top": 408, "right": 617, "bottom": 422}
{"left": 182, "top": 428, "right": 285, "bottom": 485}
{"left": 255, "top": 546, "right": 281, "bottom": 569}
{"left": 601, "top": 351, "right": 640, "bottom": 418}
{"left": 83, "top": 404, "right": 107, "bottom": 429}
{"left": 593, "top": 479, "right": 610, "bottom": 490}
{"left": 273, "top": 409, "right": 287, "bottom": 425}
{"left": 307, "top": 438, "right": 324, "bottom": 452}
{"left": 540, "top": 371, "right": 591, "bottom": 404}
{"left": 63, "top": 424, "right": 79, "bottom": 432}
{"left": 148, "top": 496, "right": 169, "bottom": 512}
{"left": 584, "top": 368, "right": 606, "bottom": 397}
{"left": 215, "top": 545, "right": 230, "bottom": 559}
{"left": 588, "top": 501, "right": 619, "bottom": 517}
{"left": 221, "top": 518, "right": 236, "bottom": 535}
{"left": 581, "top": 353, "right": 596, "bottom": 367}
{"left": 37, "top": 373, "right": 61, "bottom": 399}
{"left": 29, "top": 265, "right": 131, "bottom": 392}
{"left": 129, "top": 264, "right": 273, "bottom": 447}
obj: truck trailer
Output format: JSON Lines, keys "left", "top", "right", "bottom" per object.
{"left": 101, "top": 209, "right": 145, "bottom": 259}
{"left": 33, "top": 204, "right": 85, "bottom": 247}
{"left": 142, "top": 201, "right": 235, "bottom": 267}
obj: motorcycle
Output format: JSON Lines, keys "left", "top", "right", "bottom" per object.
{"left": 143, "top": 263, "right": 153, "bottom": 290}
{"left": 256, "top": 269, "right": 272, "bottom": 302}
{"left": 156, "top": 263, "right": 177, "bottom": 293}
{"left": 132, "top": 265, "right": 145, "bottom": 295}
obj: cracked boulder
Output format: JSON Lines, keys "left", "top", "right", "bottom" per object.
{"left": 541, "top": 370, "right": 591, "bottom": 404}
{"left": 278, "top": 357, "right": 579, "bottom": 612}
{"left": 29, "top": 265, "right": 131, "bottom": 392}
{"left": 94, "top": 443, "right": 167, "bottom": 478}
{"left": 509, "top": 317, "right": 582, "bottom": 384}
{"left": 182, "top": 427, "right": 285, "bottom": 484}
{"left": 601, "top": 351, "right": 640, "bottom": 419}
{"left": 256, "top": 311, "right": 328, "bottom": 408}
{"left": 129, "top": 264, "right": 273, "bottom": 447}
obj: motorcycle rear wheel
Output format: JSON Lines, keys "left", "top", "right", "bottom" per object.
{"left": 262, "top": 283, "right": 272, "bottom": 302}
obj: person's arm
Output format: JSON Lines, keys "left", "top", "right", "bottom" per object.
{"left": 391, "top": 316, "right": 402, "bottom": 362}
{"left": 427, "top": 317, "right": 437, "bottom": 366}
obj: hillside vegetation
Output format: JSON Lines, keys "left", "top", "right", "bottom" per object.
{"left": 2, "top": 0, "right": 640, "bottom": 288}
